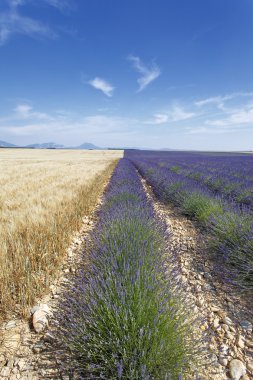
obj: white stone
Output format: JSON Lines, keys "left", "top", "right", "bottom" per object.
{"left": 221, "top": 323, "right": 229, "bottom": 332}
{"left": 245, "top": 339, "right": 253, "bottom": 348}
{"left": 210, "top": 353, "right": 218, "bottom": 363}
{"left": 213, "top": 318, "right": 220, "bottom": 329}
{"left": 31, "top": 303, "right": 50, "bottom": 315}
{"left": 220, "top": 343, "right": 229, "bottom": 354}
{"left": 0, "top": 367, "right": 11, "bottom": 377}
{"left": 229, "top": 359, "right": 246, "bottom": 380}
{"left": 32, "top": 310, "right": 48, "bottom": 333}
{"left": 211, "top": 306, "right": 220, "bottom": 312}
{"left": 219, "top": 357, "right": 228, "bottom": 366}
{"left": 6, "top": 357, "right": 14, "bottom": 368}
{"left": 0, "top": 354, "right": 6, "bottom": 365}
{"left": 237, "top": 335, "right": 245, "bottom": 349}
{"left": 39, "top": 304, "right": 50, "bottom": 314}
{"left": 223, "top": 316, "right": 233, "bottom": 326}
{"left": 247, "top": 359, "right": 253, "bottom": 372}
{"left": 196, "top": 298, "right": 204, "bottom": 307}
{"left": 17, "top": 358, "right": 27, "bottom": 371}
{"left": 226, "top": 331, "right": 235, "bottom": 340}
{"left": 5, "top": 320, "right": 17, "bottom": 330}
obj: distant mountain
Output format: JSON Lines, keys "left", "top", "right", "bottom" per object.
{"left": 0, "top": 140, "right": 17, "bottom": 147}
{"left": 25, "top": 142, "right": 65, "bottom": 149}
{"left": 0, "top": 140, "right": 104, "bottom": 149}
{"left": 76, "top": 142, "right": 101, "bottom": 149}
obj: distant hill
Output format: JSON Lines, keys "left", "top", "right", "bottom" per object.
{"left": 0, "top": 140, "right": 17, "bottom": 147}
{"left": 76, "top": 142, "right": 101, "bottom": 150}
{"left": 0, "top": 140, "right": 104, "bottom": 149}
{"left": 25, "top": 142, "right": 65, "bottom": 149}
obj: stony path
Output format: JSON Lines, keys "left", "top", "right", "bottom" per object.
{"left": 142, "top": 179, "right": 253, "bottom": 380}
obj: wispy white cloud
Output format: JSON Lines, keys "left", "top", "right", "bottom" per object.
{"left": 193, "top": 92, "right": 253, "bottom": 127}
{"left": 128, "top": 55, "right": 160, "bottom": 92}
{"left": 88, "top": 77, "right": 115, "bottom": 97}
{"left": 0, "top": 27, "right": 10, "bottom": 44}
{"left": 15, "top": 104, "right": 33, "bottom": 118}
{"left": 195, "top": 95, "right": 229, "bottom": 108}
{"left": 150, "top": 113, "right": 169, "bottom": 125}
{"left": 144, "top": 92, "right": 253, "bottom": 132}
{"left": 3, "top": 123, "right": 44, "bottom": 136}
{"left": 146, "top": 105, "right": 196, "bottom": 125}
{"left": 43, "top": 0, "right": 71, "bottom": 11}
{"left": 14, "top": 103, "right": 52, "bottom": 120}
{"left": 8, "top": 0, "right": 25, "bottom": 7}
{"left": 168, "top": 105, "right": 196, "bottom": 122}
{"left": 206, "top": 103, "right": 253, "bottom": 127}
{"left": 195, "top": 92, "right": 253, "bottom": 107}
{"left": 0, "top": 0, "right": 61, "bottom": 45}
{"left": 191, "top": 91, "right": 253, "bottom": 132}
{"left": 186, "top": 126, "right": 236, "bottom": 135}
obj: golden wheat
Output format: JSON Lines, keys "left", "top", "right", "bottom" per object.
{"left": 0, "top": 149, "right": 123, "bottom": 319}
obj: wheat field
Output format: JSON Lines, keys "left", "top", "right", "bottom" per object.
{"left": 0, "top": 149, "right": 123, "bottom": 320}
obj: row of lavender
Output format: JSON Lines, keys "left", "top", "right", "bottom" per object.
{"left": 126, "top": 151, "right": 253, "bottom": 290}
{"left": 55, "top": 159, "right": 200, "bottom": 379}
{"left": 130, "top": 151, "right": 253, "bottom": 209}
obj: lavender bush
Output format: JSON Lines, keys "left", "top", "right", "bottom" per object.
{"left": 55, "top": 159, "right": 200, "bottom": 379}
{"left": 210, "top": 209, "right": 253, "bottom": 287}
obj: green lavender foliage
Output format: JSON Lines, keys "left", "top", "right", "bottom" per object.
{"left": 56, "top": 159, "right": 201, "bottom": 379}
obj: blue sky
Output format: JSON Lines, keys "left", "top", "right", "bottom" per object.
{"left": 1, "top": 0, "right": 253, "bottom": 150}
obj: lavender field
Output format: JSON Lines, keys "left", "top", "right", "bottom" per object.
{"left": 53, "top": 152, "right": 253, "bottom": 379}
{"left": 126, "top": 150, "right": 253, "bottom": 290}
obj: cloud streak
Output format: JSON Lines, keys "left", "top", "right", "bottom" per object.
{"left": 146, "top": 105, "right": 196, "bottom": 125}
{"left": 193, "top": 92, "right": 253, "bottom": 128}
{"left": 195, "top": 92, "right": 253, "bottom": 107}
{"left": 128, "top": 55, "right": 160, "bottom": 92}
{"left": 206, "top": 103, "right": 253, "bottom": 127}
{"left": 88, "top": 77, "right": 115, "bottom": 97}
{"left": 0, "top": 0, "right": 62, "bottom": 45}
{"left": 14, "top": 103, "right": 52, "bottom": 120}
{"left": 43, "top": 0, "right": 71, "bottom": 11}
